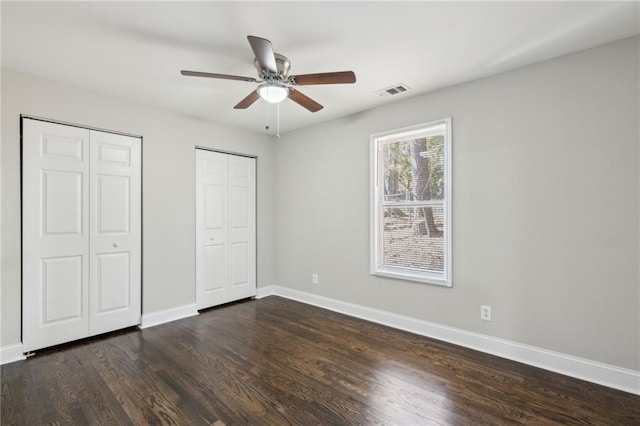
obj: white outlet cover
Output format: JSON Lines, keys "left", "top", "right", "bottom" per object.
{"left": 480, "top": 305, "right": 492, "bottom": 321}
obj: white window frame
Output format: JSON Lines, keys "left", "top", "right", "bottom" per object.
{"left": 370, "top": 118, "right": 452, "bottom": 287}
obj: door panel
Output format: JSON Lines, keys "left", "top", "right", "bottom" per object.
{"left": 96, "top": 252, "right": 131, "bottom": 313}
{"left": 196, "top": 150, "right": 255, "bottom": 309}
{"left": 96, "top": 175, "right": 130, "bottom": 234}
{"left": 204, "top": 245, "right": 226, "bottom": 291}
{"left": 41, "top": 133, "right": 84, "bottom": 161}
{"left": 97, "top": 142, "right": 131, "bottom": 166}
{"left": 41, "top": 256, "right": 84, "bottom": 323}
{"left": 23, "top": 120, "right": 90, "bottom": 352}
{"left": 89, "top": 130, "right": 141, "bottom": 335}
{"left": 204, "top": 184, "right": 225, "bottom": 230}
{"left": 230, "top": 186, "right": 249, "bottom": 228}
{"left": 42, "top": 170, "right": 84, "bottom": 235}
{"left": 230, "top": 242, "right": 249, "bottom": 286}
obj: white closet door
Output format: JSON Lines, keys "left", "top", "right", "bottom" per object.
{"left": 196, "top": 150, "right": 229, "bottom": 309}
{"left": 22, "top": 120, "right": 91, "bottom": 352}
{"left": 195, "top": 150, "right": 255, "bottom": 309}
{"left": 89, "top": 130, "right": 141, "bottom": 335}
{"left": 23, "top": 119, "right": 141, "bottom": 353}
{"left": 227, "top": 155, "right": 256, "bottom": 301}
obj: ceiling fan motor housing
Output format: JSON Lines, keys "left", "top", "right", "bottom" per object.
{"left": 255, "top": 53, "right": 291, "bottom": 81}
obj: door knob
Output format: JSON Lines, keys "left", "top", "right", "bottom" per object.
{"left": 209, "top": 237, "right": 215, "bottom": 241}
{"left": 113, "top": 243, "right": 120, "bottom": 247}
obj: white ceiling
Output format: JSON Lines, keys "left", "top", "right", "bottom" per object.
{"left": 2, "top": 1, "right": 638, "bottom": 135}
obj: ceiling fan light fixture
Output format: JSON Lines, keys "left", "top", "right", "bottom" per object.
{"left": 258, "top": 83, "right": 289, "bottom": 103}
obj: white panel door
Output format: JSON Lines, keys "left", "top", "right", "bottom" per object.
{"left": 22, "top": 120, "right": 91, "bottom": 352}
{"left": 196, "top": 150, "right": 228, "bottom": 309}
{"left": 89, "top": 130, "right": 141, "bottom": 335}
{"left": 195, "top": 150, "right": 255, "bottom": 309}
{"left": 228, "top": 155, "right": 256, "bottom": 301}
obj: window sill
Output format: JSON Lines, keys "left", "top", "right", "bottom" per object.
{"left": 371, "top": 267, "right": 451, "bottom": 287}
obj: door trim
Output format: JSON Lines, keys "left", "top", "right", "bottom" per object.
{"left": 195, "top": 145, "right": 257, "bottom": 160}
{"left": 21, "top": 114, "right": 143, "bottom": 139}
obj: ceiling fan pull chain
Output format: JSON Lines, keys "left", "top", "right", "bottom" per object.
{"left": 277, "top": 103, "right": 281, "bottom": 138}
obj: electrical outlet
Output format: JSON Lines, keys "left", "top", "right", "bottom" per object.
{"left": 480, "top": 305, "right": 492, "bottom": 321}
{"left": 312, "top": 274, "right": 319, "bottom": 285}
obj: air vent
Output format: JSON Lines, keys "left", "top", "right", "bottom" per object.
{"left": 377, "top": 84, "right": 410, "bottom": 97}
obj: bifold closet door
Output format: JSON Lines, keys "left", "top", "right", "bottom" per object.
{"left": 195, "top": 149, "right": 256, "bottom": 309}
{"left": 22, "top": 120, "right": 91, "bottom": 352}
{"left": 22, "top": 119, "right": 141, "bottom": 353}
{"left": 88, "top": 130, "right": 141, "bottom": 336}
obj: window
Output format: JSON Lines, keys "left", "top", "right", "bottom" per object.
{"left": 370, "top": 118, "right": 452, "bottom": 286}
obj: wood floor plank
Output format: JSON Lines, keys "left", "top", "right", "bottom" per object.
{"left": 2, "top": 296, "right": 639, "bottom": 425}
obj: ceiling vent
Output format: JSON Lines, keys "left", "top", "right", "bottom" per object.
{"left": 378, "top": 83, "right": 410, "bottom": 97}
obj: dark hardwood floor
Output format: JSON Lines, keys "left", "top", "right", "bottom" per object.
{"left": 2, "top": 296, "right": 639, "bottom": 425}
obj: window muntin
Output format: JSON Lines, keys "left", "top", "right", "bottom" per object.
{"left": 371, "top": 119, "right": 451, "bottom": 286}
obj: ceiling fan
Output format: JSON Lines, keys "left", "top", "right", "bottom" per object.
{"left": 181, "top": 36, "right": 356, "bottom": 113}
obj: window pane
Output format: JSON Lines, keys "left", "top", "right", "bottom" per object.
{"left": 382, "top": 140, "right": 412, "bottom": 201}
{"left": 383, "top": 135, "right": 445, "bottom": 202}
{"left": 382, "top": 205, "right": 444, "bottom": 273}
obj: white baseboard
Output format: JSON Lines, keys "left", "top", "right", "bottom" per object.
{"left": 139, "top": 303, "right": 199, "bottom": 329}
{"left": 1, "top": 343, "right": 26, "bottom": 365}
{"left": 259, "top": 285, "right": 640, "bottom": 395}
{"left": 2, "top": 303, "right": 199, "bottom": 363}
{"left": 255, "top": 285, "right": 277, "bottom": 299}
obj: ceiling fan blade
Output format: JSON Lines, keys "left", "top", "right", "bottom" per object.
{"left": 247, "top": 36, "right": 277, "bottom": 73}
{"left": 234, "top": 91, "right": 261, "bottom": 109}
{"left": 290, "top": 71, "right": 356, "bottom": 85}
{"left": 181, "top": 70, "right": 257, "bottom": 83}
{"left": 288, "top": 88, "right": 323, "bottom": 113}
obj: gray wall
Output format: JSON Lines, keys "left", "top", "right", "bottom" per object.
{"left": 275, "top": 37, "right": 639, "bottom": 370}
{"left": 1, "top": 68, "right": 276, "bottom": 346}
